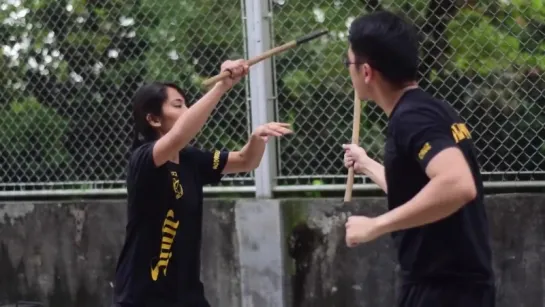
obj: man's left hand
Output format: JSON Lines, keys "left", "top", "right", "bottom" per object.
{"left": 345, "top": 215, "right": 385, "bottom": 247}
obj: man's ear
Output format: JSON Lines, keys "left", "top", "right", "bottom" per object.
{"left": 146, "top": 113, "right": 161, "bottom": 128}
{"left": 363, "top": 63, "right": 372, "bottom": 84}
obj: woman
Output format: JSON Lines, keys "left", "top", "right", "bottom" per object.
{"left": 113, "top": 59, "right": 292, "bottom": 307}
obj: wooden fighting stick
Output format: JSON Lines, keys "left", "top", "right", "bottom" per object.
{"left": 344, "top": 91, "right": 362, "bottom": 202}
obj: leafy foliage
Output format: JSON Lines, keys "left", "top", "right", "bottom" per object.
{"left": 1, "top": 0, "right": 544, "bottom": 186}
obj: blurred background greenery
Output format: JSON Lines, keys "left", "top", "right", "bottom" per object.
{"left": 1, "top": 0, "right": 544, "bottom": 190}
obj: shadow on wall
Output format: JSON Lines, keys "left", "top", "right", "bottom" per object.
{"left": 0, "top": 202, "right": 122, "bottom": 307}
{"left": 0, "top": 200, "right": 240, "bottom": 307}
{"left": 1, "top": 194, "right": 545, "bottom": 307}
{"left": 287, "top": 223, "right": 323, "bottom": 306}
{"left": 282, "top": 194, "right": 545, "bottom": 307}
{"left": 283, "top": 198, "right": 399, "bottom": 307}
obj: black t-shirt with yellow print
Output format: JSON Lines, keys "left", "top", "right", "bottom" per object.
{"left": 113, "top": 141, "right": 229, "bottom": 307}
{"left": 384, "top": 88, "right": 494, "bottom": 285}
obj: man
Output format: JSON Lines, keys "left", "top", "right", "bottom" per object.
{"left": 341, "top": 10, "right": 495, "bottom": 307}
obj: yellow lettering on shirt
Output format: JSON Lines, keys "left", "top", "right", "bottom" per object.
{"left": 451, "top": 123, "right": 471, "bottom": 143}
{"left": 150, "top": 209, "right": 179, "bottom": 281}
{"left": 418, "top": 142, "right": 432, "bottom": 160}
{"left": 212, "top": 150, "right": 220, "bottom": 170}
{"left": 170, "top": 171, "right": 183, "bottom": 199}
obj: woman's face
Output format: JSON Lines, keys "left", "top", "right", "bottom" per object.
{"left": 148, "top": 87, "right": 188, "bottom": 137}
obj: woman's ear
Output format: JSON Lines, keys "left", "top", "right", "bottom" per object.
{"left": 146, "top": 113, "right": 161, "bottom": 128}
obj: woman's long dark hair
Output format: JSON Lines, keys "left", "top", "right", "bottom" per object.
{"left": 130, "top": 81, "right": 186, "bottom": 150}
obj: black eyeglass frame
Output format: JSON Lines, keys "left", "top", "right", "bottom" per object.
{"left": 343, "top": 57, "right": 365, "bottom": 68}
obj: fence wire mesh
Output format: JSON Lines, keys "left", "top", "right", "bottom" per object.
{"left": 1, "top": 0, "right": 545, "bottom": 194}
{"left": 0, "top": 0, "right": 252, "bottom": 193}
{"left": 272, "top": 0, "right": 545, "bottom": 186}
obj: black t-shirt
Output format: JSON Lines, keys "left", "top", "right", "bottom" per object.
{"left": 113, "top": 142, "right": 229, "bottom": 306}
{"left": 384, "top": 88, "right": 494, "bottom": 284}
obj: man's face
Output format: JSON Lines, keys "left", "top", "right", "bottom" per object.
{"left": 347, "top": 47, "right": 374, "bottom": 101}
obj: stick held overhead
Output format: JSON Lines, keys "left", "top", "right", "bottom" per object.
{"left": 201, "top": 29, "right": 329, "bottom": 88}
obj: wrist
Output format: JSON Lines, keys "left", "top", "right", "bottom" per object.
{"left": 250, "top": 131, "right": 262, "bottom": 141}
{"left": 357, "top": 156, "right": 375, "bottom": 173}
{"left": 212, "top": 82, "right": 230, "bottom": 94}
{"left": 373, "top": 213, "right": 394, "bottom": 236}
{"left": 252, "top": 131, "right": 270, "bottom": 146}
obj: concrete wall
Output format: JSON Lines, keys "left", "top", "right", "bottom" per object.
{"left": 0, "top": 194, "right": 544, "bottom": 307}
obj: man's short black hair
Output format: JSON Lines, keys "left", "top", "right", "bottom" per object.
{"left": 348, "top": 10, "right": 420, "bottom": 86}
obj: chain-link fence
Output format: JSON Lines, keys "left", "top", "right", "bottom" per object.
{"left": 1, "top": 0, "right": 545, "bottom": 195}
{"left": 271, "top": 0, "right": 545, "bottom": 187}
{"left": 0, "top": 0, "right": 252, "bottom": 194}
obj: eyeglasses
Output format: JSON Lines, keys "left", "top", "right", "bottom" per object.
{"left": 343, "top": 57, "right": 364, "bottom": 68}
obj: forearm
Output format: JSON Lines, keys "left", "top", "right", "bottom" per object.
{"left": 375, "top": 175, "right": 475, "bottom": 234}
{"left": 360, "top": 157, "right": 387, "bottom": 193}
{"left": 236, "top": 134, "right": 266, "bottom": 169}
{"left": 155, "top": 84, "right": 228, "bottom": 161}
{"left": 170, "top": 84, "right": 227, "bottom": 146}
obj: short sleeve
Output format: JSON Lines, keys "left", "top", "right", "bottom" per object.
{"left": 128, "top": 141, "right": 157, "bottom": 179}
{"left": 393, "top": 109, "right": 457, "bottom": 170}
{"left": 184, "top": 146, "right": 230, "bottom": 185}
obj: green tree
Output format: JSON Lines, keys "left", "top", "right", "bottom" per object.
{"left": 0, "top": 97, "right": 69, "bottom": 182}
{"left": 0, "top": 0, "right": 249, "bottom": 186}
{"left": 271, "top": 0, "right": 545, "bottom": 184}
{"left": 1, "top": 0, "right": 544, "bottom": 188}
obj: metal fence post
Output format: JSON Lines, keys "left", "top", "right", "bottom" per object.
{"left": 244, "top": 0, "right": 276, "bottom": 198}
